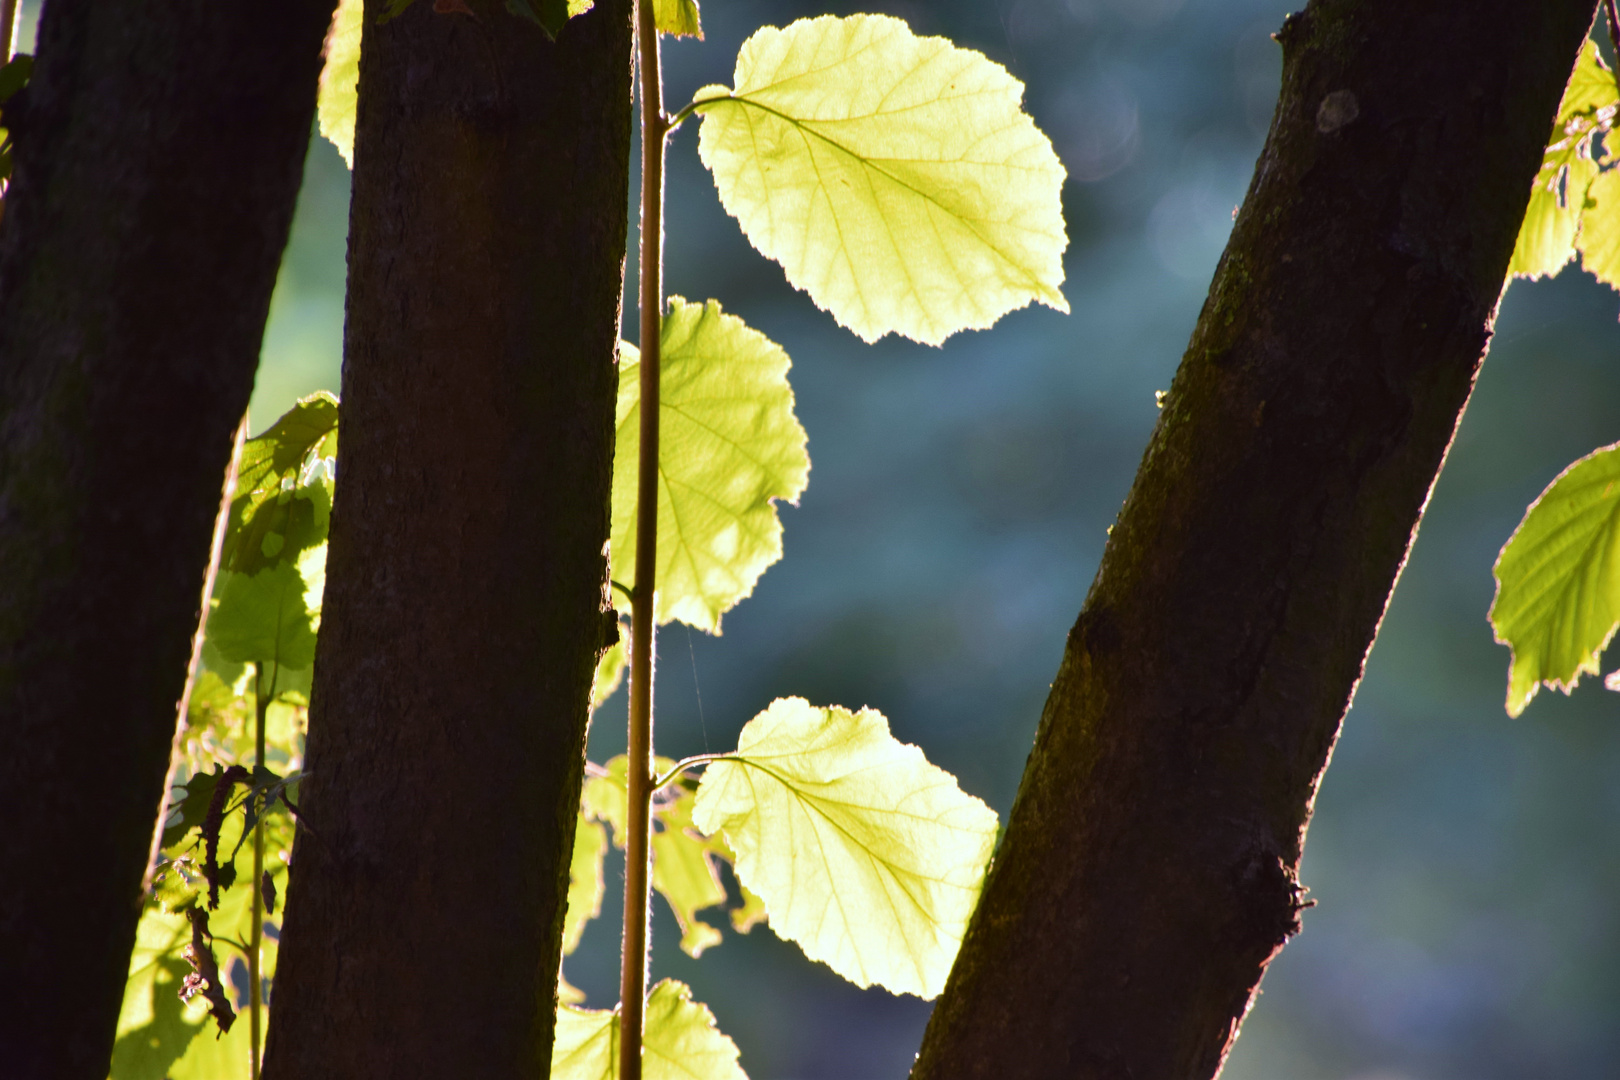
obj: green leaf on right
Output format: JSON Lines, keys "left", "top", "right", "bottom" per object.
{"left": 654, "top": 0, "right": 700, "bottom": 38}
{"left": 693, "top": 13, "right": 1068, "bottom": 345}
{"left": 592, "top": 631, "right": 627, "bottom": 711}
{"left": 550, "top": 979, "right": 747, "bottom": 1080}
{"left": 224, "top": 391, "right": 338, "bottom": 577}
{"left": 691, "top": 697, "right": 999, "bottom": 999}
{"left": 1490, "top": 442, "right": 1620, "bottom": 716}
{"left": 317, "top": 0, "right": 362, "bottom": 168}
{"left": 612, "top": 298, "right": 809, "bottom": 632}
{"left": 1509, "top": 39, "right": 1619, "bottom": 279}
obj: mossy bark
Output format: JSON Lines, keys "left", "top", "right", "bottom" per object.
{"left": 261, "top": 2, "right": 632, "bottom": 1076}
{"left": 911, "top": 2, "right": 1600, "bottom": 1078}
{"left": 0, "top": 1, "right": 333, "bottom": 1074}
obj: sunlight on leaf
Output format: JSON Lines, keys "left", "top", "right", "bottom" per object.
{"left": 582, "top": 755, "right": 762, "bottom": 952}
{"left": 692, "top": 697, "right": 998, "bottom": 998}
{"left": 550, "top": 980, "right": 747, "bottom": 1080}
{"left": 207, "top": 562, "right": 320, "bottom": 672}
{"left": 318, "top": 0, "right": 362, "bottom": 168}
{"left": 110, "top": 912, "right": 204, "bottom": 1080}
{"left": 1577, "top": 166, "right": 1620, "bottom": 289}
{"left": 1491, "top": 443, "right": 1620, "bottom": 716}
{"left": 693, "top": 14, "right": 1067, "bottom": 345}
{"left": 564, "top": 814, "right": 607, "bottom": 957}
{"left": 224, "top": 391, "right": 338, "bottom": 578}
{"left": 612, "top": 299, "right": 809, "bottom": 632}
{"left": 655, "top": 0, "right": 700, "bottom": 38}
{"left": 1509, "top": 39, "right": 1618, "bottom": 279}
{"left": 592, "top": 631, "right": 627, "bottom": 711}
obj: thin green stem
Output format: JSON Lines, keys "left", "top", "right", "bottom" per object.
{"left": 620, "top": 3, "right": 668, "bottom": 1080}
{"left": 651, "top": 753, "right": 733, "bottom": 793}
{"left": 249, "top": 661, "right": 275, "bottom": 1079}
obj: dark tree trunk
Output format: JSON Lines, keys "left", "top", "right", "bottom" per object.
{"left": 0, "top": 0, "right": 334, "bottom": 1074}
{"left": 262, "top": 1, "right": 632, "bottom": 1076}
{"left": 911, "top": 2, "right": 1599, "bottom": 1078}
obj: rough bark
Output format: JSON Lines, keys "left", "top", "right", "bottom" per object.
{"left": 911, "top": 2, "right": 1599, "bottom": 1078}
{"left": 262, "top": 1, "right": 632, "bottom": 1076}
{"left": 0, "top": 1, "right": 334, "bottom": 1074}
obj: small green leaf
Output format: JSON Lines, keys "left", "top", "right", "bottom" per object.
{"left": 1578, "top": 166, "right": 1620, "bottom": 288}
{"left": 207, "top": 561, "right": 320, "bottom": 671}
{"left": 1491, "top": 442, "right": 1620, "bottom": 715}
{"left": 550, "top": 980, "right": 747, "bottom": 1080}
{"left": 563, "top": 814, "right": 607, "bottom": 956}
{"left": 224, "top": 392, "right": 338, "bottom": 577}
{"left": 651, "top": 781, "right": 727, "bottom": 957}
{"left": 318, "top": 0, "right": 362, "bottom": 167}
{"left": 1509, "top": 39, "right": 1619, "bottom": 279}
{"left": 692, "top": 697, "right": 998, "bottom": 998}
{"left": 592, "top": 632, "right": 627, "bottom": 711}
{"left": 654, "top": 0, "right": 700, "bottom": 38}
{"left": 613, "top": 299, "right": 809, "bottom": 632}
{"left": 582, "top": 755, "right": 760, "bottom": 951}
{"left": 694, "top": 14, "right": 1068, "bottom": 344}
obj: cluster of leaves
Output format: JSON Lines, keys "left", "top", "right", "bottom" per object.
{"left": 116, "top": 4, "right": 1067, "bottom": 1078}
{"left": 1492, "top": 40, "right": 1620, "bottom": 717}
{"left": 111, "top": 396, "right": 337, "bottom": 1079}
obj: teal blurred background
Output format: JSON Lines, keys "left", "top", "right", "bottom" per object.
{"left": 40, "top": 0, "right": 1618, "bottom": 1074}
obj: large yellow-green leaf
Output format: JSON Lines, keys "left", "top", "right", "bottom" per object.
{"left": 692, "top": 14, "right": 1068, "bottom": 345}
{"left": 550, "top": 979, "right": 747, "bottom": 1080}
{"left": 110, "top": 910, "right": 204, "bottom": 1080}
{"left": 563, "top": 813, "right": 607, "bottom": 956}
{"left": 592, "top": 631, "right": 627, "bottom": 711}
{"left": 206, "top": 557, "right": 321, "bottom": 672}
{"left": 1490, "top": 443, "right": 1620, "bottom": 716}
{"left": 1509, "top": 39, "right": 1619, "bottom": 279}
{"left": 691, "top": 697, "right": 998, "bottom": 998}
{"left": 655, "top": 0, "right": 700, "bottom": 38}
{"left": 317, "top": 0, "right": 362, "bottom": 167}
{"left": 612, "top": 298, "right": 808, "bottom": 632}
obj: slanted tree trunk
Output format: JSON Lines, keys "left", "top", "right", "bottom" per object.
{"left": 912, "top": 2, "right": 1599, "bottom": 1077}
{"left": 0, "top": 1, "right": 335, "bottom": 1074}
{"left": 262, "top": 1, "right": 632, "bottom": 1075}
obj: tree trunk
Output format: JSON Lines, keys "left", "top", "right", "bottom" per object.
{"left": 911, "top": 2, "right": 1598, "bottom": 1078}
{"left": 0, "top": 0, "right": 334, "bottom": 1074}
{"left": 262, "top": 1, "right": 632, "bottom": 1076}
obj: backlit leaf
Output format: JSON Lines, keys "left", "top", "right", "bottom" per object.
{"left": 318, "top": 0, "right": 362, "bottom": 168}
{"left": 110, "top": 912, "right": 205, "bottom": 1080}
{"left": 563, "top": 814, "right": 606, "bottom": 956}
{"left": 693, "top": 14, "right": 1068, "bottom": 344}
{"left": 655, "top": 0, "right": 700, "bottom": 38}
{"left": 582, "top": 755, "right": 761, "bottom": 952}
{"left": 224, "top": 392, "right": 338, "bottom": 577}
{"left": 1578, "top": 166, "right": 1620, "bottom": 288}
{"left": 550, "top": 980, "right": 747, "bottom": 1080}
{"left": 692, "top": 697, "right": 998, "bottom": 998}
{"left": 592, "top": 631, "right": 627, "bottom": 711}
{"left": 1491, "top": 442, "right": 1620, "bottom": 716}
{"left": 206, "top": 558, "right": 321, "bottom": 672}
{"left": 1509, "top": 39, "right": 1619, "bottom": 279}
{"left": 612, "top": 299, "right": 808, "bottom": 632}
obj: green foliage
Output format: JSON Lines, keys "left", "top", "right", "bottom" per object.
{"left": 1490, "top": 443, "right": 1620, "bottom": 715}
{"left": 551, "top": 979, "right": 746, "bottom": 1080}
{"left": 579, "top": 755, "right": 763, "bottom": 959}
{"left": 592, "top": 630, "right": 627, "bottom": 710}
{"left": 612, "top": 299, "right": 809, "bottom": 632}
{"left": 207, "top": 560, "right": 322, "bottom": 672}
{"left": 564, "top": 813, "right": 608, "bottom": 957}
{"left": 692, "top": 698, "right": 998, "bottom": 998}
{"left": 317, "top": 0, "right": 361, "bottom": 167}
{"left": 1508, "top": 40, "right": 1620, "bottom": 279}
{"left": 110, "top": 917, "right": 203, "bottom": 1080}
{"left": 654, "top": 0, "right": 700, "bottom": 38}
{"left": 692, "top": 14, "right": 1068, "bottom": 345}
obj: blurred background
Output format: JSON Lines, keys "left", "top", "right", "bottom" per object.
{"left": 38, "top": 0, "right": 1620, "bottom": 1074}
